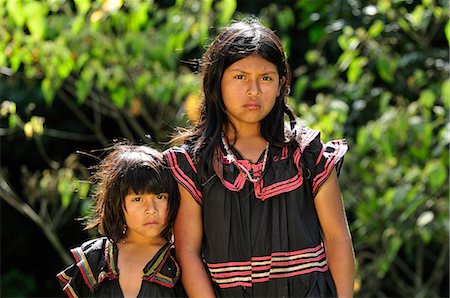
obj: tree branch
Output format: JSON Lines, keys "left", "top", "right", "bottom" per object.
{"left": 0, "top": 174, "right": 72, "bottom": 265}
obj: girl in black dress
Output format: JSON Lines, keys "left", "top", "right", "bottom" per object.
{"left": 57, "top": 145, "right": 185, "bottom": 297}
{"left": 166, "top": 18, "right": 355, "bottom": 297}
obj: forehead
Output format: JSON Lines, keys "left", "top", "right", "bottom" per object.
{"left": 225, "top": 54, "right": 278, "bottom": 74}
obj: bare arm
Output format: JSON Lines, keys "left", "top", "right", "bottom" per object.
{"left": 174, "top": 184, "right": 215, "bottom": 298}
{"left": 315, "top": 169, "right": 355, "bottom": 298}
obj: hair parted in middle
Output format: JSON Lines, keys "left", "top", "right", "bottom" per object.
{"left": 84, "top": 144, "right": 180, "bottom": 242}
{"left": 175, "top": 18, "right": 295, "bottom": 180}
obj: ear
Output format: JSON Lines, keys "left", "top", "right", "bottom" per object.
{"left": 277, "top": 76, "right": 286, "bottom": 96}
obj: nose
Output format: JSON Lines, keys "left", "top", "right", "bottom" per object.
{"left": 145, "top": 200, "right": 158, "bottom": 215}
{"left": 247, "top": 80, "right": 261, "bottom": 97}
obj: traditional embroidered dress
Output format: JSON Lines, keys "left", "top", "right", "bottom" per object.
{"left": 165, "top": 126, "right": 347, "bottom": 297}
{"left": 56, "top": 237, "right": 185, "bottom": 297}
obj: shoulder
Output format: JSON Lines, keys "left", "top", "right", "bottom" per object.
{"left": 57, "top": 237, "right": 113, "bottom": 295}
{"left": 71, "top": 237, "right": 110, "bottom": 260}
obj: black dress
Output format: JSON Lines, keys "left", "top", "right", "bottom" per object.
{"left": 165, "top": 127, "right": 347, "bottom": 297}
{"left": 57, "top": 237, "right": 185, "bottom": 297}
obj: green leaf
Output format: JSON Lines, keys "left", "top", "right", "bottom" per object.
{"left": 347, "top": 57, "right": 367, "bottom": 83}
{"left": 441, "top": 79, "right": 450, "bottom": 108}
{"left": 111, "top": 87, "right": 127, "bottom": 108}
{"left": 6, "top": 0, "right": 25, "bottom": 27}
{"left": 445, "top": 20, "right": 450, "bottom": 46}
{"left": 216, "top": 0, "right": 236, "bottom": 25}
{"left": 128, "top": 3, "right": 149, "bottom": 31}
{"left": 24, "top": 1, "right": 48, "bottom": 39}
{"left": 378, "top": 236, "right": 402, "bottom": 277}
{"left": 305, "top": 50, "right": 320, "bottom": 64}
{"left": 76, "top": 69, "right": 94, "bottom": 104}
{"left": 418, "top": 89, "right": 435, "bottom": 109}
{"left": 41, "top": 77, "right": 55, "bottom": 104}
{"left": 376, "top": 57, "right": 395, "bottom": 83}
{"left": 293, "top": 77, "right": 309, "bottom": 100}
{"left": 74, "top": 0, "right": 91, "bottom": 15}
{"left": 368, "top": 20, "right": 384, "bottom": 38}
{"left": 424, "top": 160, "right": 447, "bottom": 192}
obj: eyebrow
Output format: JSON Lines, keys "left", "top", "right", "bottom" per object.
{"left": 228, "top": 69, "right": 278, "bottom": 75}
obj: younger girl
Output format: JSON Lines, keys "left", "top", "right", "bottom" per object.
{"left": 57, "top": 145, "right": 184, "bottom": 297}
{"left": 166, "top": 19, "right": 355, "bottom": 297}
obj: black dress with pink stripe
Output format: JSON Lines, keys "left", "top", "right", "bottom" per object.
{"left": 165, "top": 127, "right": 347, "bottom": 297}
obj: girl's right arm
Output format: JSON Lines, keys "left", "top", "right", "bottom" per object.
{"left": 174, "top": 184, "right": 216, "bottom": 298}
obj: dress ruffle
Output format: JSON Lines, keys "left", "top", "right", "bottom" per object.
{"left": 165, "top": 126, "right": 347, "bottom": 201}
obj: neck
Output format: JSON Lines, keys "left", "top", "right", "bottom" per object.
{"left": 224, "top": 124, "right": 263, "bottom": 143}
{"left": 121, "top": 233, "right": 167, "bottom": 247}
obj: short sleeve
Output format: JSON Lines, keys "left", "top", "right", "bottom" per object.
{"left": 57, "top": 263, "right": 91, "bottom": 298}
{"left": 56, "top": 238, "right": 105, "bottom": 297}
{"left": 164, "top": 147, "right": 203, "bottom": 205}
{"left": 301, "top": 129, "right": 348, "bottom": 196}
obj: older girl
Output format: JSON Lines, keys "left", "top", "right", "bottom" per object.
{"left": 166, "top": 19, "right": 355, "bottom": 297}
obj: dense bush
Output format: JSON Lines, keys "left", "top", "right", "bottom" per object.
{"left": 1, "top": 0, "right": 448, "bottom": 296}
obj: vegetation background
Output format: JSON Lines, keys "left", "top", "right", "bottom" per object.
{"left": 1, "top": 0, "right": 448, "bottom": 296}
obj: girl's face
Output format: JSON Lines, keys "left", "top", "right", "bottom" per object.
{"left": 221, "top": 54, "right": 284, "bottom": 131}
{"left": 123, "top": 192, "right": 169, "bottom": 242}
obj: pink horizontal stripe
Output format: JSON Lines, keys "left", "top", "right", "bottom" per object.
{"left": 210, "top": 270, "right": 252, "bottom": 278}
{"left": 252, "top": 254, "right": 326, "bottom": 271}
{"left": 216, "top": 281, "right": 252, "bottom": 289}
{"left": 252, "top": 265, "right": 329, "bottom": 283}
{"left": 208, "top": 260, "right": 251, "bottom": 268}
{"left": 208, "top": 244, "right": 323, "bottom": 268}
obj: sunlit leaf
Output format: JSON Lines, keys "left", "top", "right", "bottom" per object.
{"left": 348, "top": 57, "right": 367, "bottom": 83}
{"left": 74, "top": 0, "right": 91, "bottom": 15}
{"left": 441, "top": 79, "right": 450, "bottom": 108}
{"left": 368, "top": 20, "right": 384, "bottom": 37}
{"left": 445, "top": 20, "right": 450, "bottom": 45}
{"left": 6, "top": 0, "right": 25, "bottom": 27}
{"left": 24, "top": 1, "right": 48, "bottom": 39}
{"left": 424, "top": 160, "right": 447, "bottom": 192}
{"left": 418, "top": 89, "right": 435, "bottom": 109}
{"left": 216, "top": 0, "right": 235, "bottom": 25}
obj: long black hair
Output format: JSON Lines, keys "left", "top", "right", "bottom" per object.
{"left": 173, "top": 18, "right": 296, "bottom": 180}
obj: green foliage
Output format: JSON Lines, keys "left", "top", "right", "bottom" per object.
{"left": 259, "top": 0, "right": 449, "bottom": 296}
{"left": 1, "top": 0, "right": 236, "bottom": 277}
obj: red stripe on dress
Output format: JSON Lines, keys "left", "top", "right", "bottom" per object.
{"left": 220, "top": 172, "right": 247, "bottom": 192}
{"left": 315, "top": 144, "right": 325, "bottom": 165}
{"left": 71, "top": 249, "right": 95, "bottom": 290}
{"left": 254, "top": 148, "right": 304, "bottom": 200}
{"left": 252, "top": 254, "right": 326, "bottom": 271}
{"left": 167, "top": 150, "right": 203, "bottom": 204}
{"left": 57, "top": 272, "right": 70, "bottom": 284}
{"left": 216, "top": 281, "right": 253, "bottom": 288}
{"left": 208, "top": 244, "right": 323, "bottom": 268}
{"left": 208, "top": 260, "right": 251, "bottom": 268}
{"left": 62, "top": 284, "right": 77, "bottom": 298}
{"left": 210, "top": 270, "right": 253, "bottom": 278}
{"left": 312, "top": 140, "right": 346, "bottom": 194}
{"left": 252, "top": 265, "right": 329, "bottom": 283}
